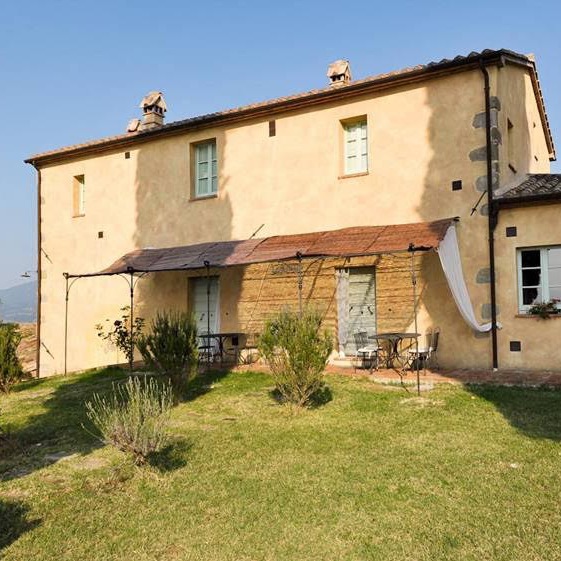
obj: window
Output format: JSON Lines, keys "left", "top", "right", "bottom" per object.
{"left": 194, "top": 140, "right": 217, "bottom": 198}
{"left": 73, "top": 175, "right": 85, "bottom": 216}
{"left": 517, "top": 247, "right": 561, "bottom": 310}
{"left": 343, "top": 120, "right": 368, "bottom": 175}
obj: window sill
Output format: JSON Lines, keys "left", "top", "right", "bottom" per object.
{"left": 338, "top": 172, "right": 369, "bottom": 180}
{"left": 515, "top": 313, "right": 561, "bottom": 319}
{"left": 190, "top": 194, "right": 218, "bottom": 202}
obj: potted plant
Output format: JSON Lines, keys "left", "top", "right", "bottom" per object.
{"left": 527, "top": 299, "right": 561, "bottom": 319}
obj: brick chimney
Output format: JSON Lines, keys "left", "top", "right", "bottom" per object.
{"left": 327, "top": 60, "right": 352, "bottom": 87}
{"left": 139, "top": 91, "right": 167, "bottom": 130}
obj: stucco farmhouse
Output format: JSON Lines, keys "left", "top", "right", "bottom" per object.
{"left": 26, "top": 48, "right": 560, "bottom": 377}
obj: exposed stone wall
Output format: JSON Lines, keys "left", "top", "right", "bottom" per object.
{"left": 218, "top": 253, "right": 424, "bottom": 346}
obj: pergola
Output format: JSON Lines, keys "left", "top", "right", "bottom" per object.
{"left": 63, "top": 218, "right": 457, "bottom": 394}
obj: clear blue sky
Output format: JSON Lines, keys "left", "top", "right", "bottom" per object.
{"left": 1, "top": 0, "right": 560, "bottom": 289}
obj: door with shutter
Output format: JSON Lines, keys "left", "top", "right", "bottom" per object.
{"left": 344, "top": 267, "right": 376, "bottom": 355}
{"left": 192, "top": 276, "right": 219, "bottom": 335}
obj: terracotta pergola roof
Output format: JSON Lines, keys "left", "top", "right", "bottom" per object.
{"left": 66, "top": 218, "right": 455, "bottom": 279}
{"left": 497, "top": 174, "right": 561, "bottom": 206}
{"left": 26, "top": 49, "right": 555, "bottom": 166}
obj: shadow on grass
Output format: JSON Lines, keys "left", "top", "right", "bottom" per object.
{"left": 0, "top": 368, "right": 129, "bottom": 482}
{"left": 181, "top": 368, "right": 231, "bottom": 403}
{"left": 1, "top": 368, "right": 232, "bottom": 482}
{"left": 147, "top": 438, "right": 192, "bottom": 472}
{"left": 0, "top": 498, "right": 41, "bottom": 552}
{"left": 268, "top": 384, "right": 333, "bottom": 408}
{"left": 467, "top": 384, "right": 561, "bottom": 441}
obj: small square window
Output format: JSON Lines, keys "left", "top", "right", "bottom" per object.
{"left": 343, "top": 119, "right": 368, "bottom": 175}
{"left": 193, "top": 140, "right": 218, "bottom": 198}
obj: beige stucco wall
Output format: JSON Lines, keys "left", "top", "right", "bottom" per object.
{"left": 36, "top": 62, "right": 554, "bottom": 376}
{"left": 497, "top": 64, "right": 552, "bottom": 183}
{"left": 495, "top": 205, "right": 561, "bottom": 370}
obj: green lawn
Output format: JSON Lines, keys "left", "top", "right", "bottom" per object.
{"left": 1, "top": 368, "right": 561, "bottom": 560}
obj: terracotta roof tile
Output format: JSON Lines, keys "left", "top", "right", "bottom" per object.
{"left": 27, "top": 48, "right": 554, "bottom": 164}
{"left": 67, "top": 218, "right": 455, "bottom": 278}
{"left": 497, "top": 174, "right": 561, "bottom": 204}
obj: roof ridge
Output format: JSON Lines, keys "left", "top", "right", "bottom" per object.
{"left": 26, "top": 48, "right": 544, "bottom": 165}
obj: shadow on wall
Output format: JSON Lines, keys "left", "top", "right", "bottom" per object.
{"left": 0, "top": 499, "right": 41, "bottom": 552}
{"left": 131, "top": 128, "right": 242, "bottom": 330}
{"left": 415, "top": 69, "right": 504, "bottom": 370}
{"left": 467, "top": 384, "right": 561, "bottom": 442}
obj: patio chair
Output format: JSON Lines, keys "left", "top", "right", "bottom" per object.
{"left": 198, "top": 331, "right": 217, "bottom": 365}
{"left": 238, "top": 332, "right": 261, "bottom": 365}
{"left": 407, "top": 327, "right": 440, "bottom": 372}
{"left": 353, "top": 331, "right": 379, "bottom": 372}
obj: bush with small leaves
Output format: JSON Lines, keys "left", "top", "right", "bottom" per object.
{"left": 95, "top": 307, "right": 145, "bottom": 367}
{"left": 259, "top": 308, "right": 333, "bottom": 407}
{"left": 85, "top": 376, "right": 173, "bottom": 465}
{"left": 137, "top": 311, "right": 198, "bottom": 398}
{"left": 0, "top": 323, "right": 24, "bottom": 393}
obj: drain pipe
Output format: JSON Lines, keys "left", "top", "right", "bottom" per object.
{"left": 34, "top": 164, "right": 42, "bottom": 378}
{"left": 479, "top": 60, "right": 499, "bottom": 371}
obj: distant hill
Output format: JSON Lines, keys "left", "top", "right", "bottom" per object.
{"left": 0, "top": 281, "right": 37, "bottom": 323}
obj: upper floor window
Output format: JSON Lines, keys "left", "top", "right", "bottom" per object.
{"left": 73, "top": 174, "right": 85, "bottom": 217}
{"left": 518, "top": 247, "right": 561, "bottom": 311}
{"left": 194, "top": 140, "right": 217, "bottom": 198}
{"left": 343, "top": 120, "right": 368, "bottom": 175}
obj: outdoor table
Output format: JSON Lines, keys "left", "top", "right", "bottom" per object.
{"left": 199, "top": 332, "right": 241, "bottom": 363}
{"left": 369, "top": 332, "right": 420, "bottom": 369}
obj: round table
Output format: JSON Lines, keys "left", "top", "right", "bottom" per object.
{"left": 369, "top": 332, "right": 420, "bottom": 369}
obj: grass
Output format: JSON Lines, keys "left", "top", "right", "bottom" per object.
{"left": 1, "top": 368, "right": 561, "bottom": 560}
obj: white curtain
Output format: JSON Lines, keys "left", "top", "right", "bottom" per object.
{"left": 436, "top": 224, "right": 498, "bottom": 333}
{"left": 335, "top": 269, "right": 350, "bottom": 355}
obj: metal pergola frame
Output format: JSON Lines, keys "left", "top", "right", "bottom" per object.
{"left": 63, "top": 245, "right": 435, "bottom": 395}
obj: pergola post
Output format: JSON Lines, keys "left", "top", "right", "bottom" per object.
{"left": 127, "top": 268, "right": 134, "bottom": 373}
{"left": 409, "top": 248, "right": 421, "bottom": 396}
{"left": 296, "top": 252, "right": 303, "bottom": 317}
{"left": 204, "top": 260, "right": 211, "bottom": 369}
{"left": 63, "top": 273, "right": 81, "bottom": 376}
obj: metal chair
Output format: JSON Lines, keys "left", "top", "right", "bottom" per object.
{"left": 407, "top": 327, "right": 440, "bottom": 372}
{"left": 429, "top": 327, "right": 440, "bottom": 370}
{"left": 198, "top": 331, "right": 217, "bottom": 365}
{"left": 238, "top": 332, "right": 260, "bottom": 365}
{"left": 353, "top": 331, "right": 379, "bottom": 372}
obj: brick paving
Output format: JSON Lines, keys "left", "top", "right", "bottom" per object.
{"left": 231, "top": 361, "right": 561, "bottom": 388}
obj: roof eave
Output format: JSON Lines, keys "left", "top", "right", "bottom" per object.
{"left": 497, "top": 194, "right": 561, "bottom": 208}
{"left": 25, "top": 50, "right": 532, "bottom": 167}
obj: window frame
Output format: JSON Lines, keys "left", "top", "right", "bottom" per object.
{"left": 517, "top": 246, "right": 561, "bottom": 312}
{"left": 73, "top": 174, "right": 85, "bottom": 217}
{"left": 342, "top": 117, "right": 368, "bottom": 176}
{"left": 192, "top": 139, "right": 218, "bottom": 199}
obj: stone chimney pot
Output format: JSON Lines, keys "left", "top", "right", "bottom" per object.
{"left": 139, "top": 91, "right": 167, "bottom": 130}
{"left": 327, "top": 60, "right": 352, "bottom": 87}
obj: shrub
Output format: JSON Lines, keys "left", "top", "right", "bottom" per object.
{"left": 137, "top": 311, "right": 198, "bottom": 397}
{"left": 85, "top": 376, "right": 173, "bottom": 465}
{"left": 259, "top": 308, "right": 333, "bottom": 407}
{"left": 96, "top": 306, "right": 145, "bottom": 367}
{"left": 528, "top": 299, "right": 561, "bottom": 319}
{"left": 0, "top": 323, "right": 24, "bottom": 393}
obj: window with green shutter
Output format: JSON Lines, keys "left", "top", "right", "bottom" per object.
{"left": 343, "top": 120, "right": 368, "bottom": 175}
{"left": 517, "top": 247, "right": 561, "bottom": 311}
{"left": 194, "top": 140, "right": 218, "bottom": 197}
